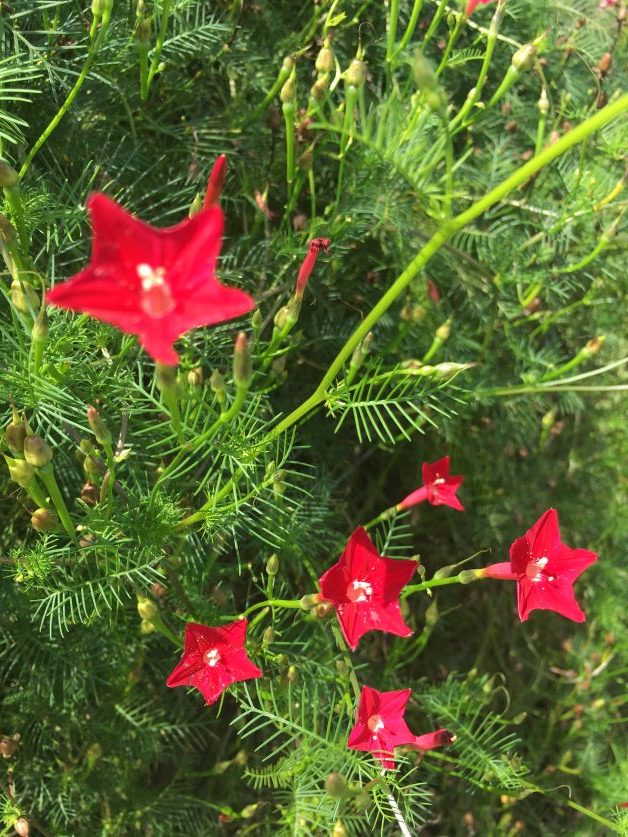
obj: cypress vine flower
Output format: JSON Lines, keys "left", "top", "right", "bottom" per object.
{"left": 318, "top": 527, "right": 417, "bottom": 651}
{"left": 465, "top": 0, "right": 494, "bottom": 15}
{"left": 482, "top": 509, "right": 598, "bottom": 622}
{"left": 166, "top": 620, "right": 262, "bottom": 705}
{"left": 397, "top": 455, "right": 465, "bottom": 512}
{"left": 347, "top": 686, "right": 454, "bottom": 769}
{"left": 46, "top": 194, "right": 254, "bottom": 365}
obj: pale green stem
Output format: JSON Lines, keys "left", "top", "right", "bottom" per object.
{"left": 37, "top": 464, "right": 77, "bottom": 543}
{"left": 386, "top": 0, "right": 400, "bottom": 62}
{"left": 420, "top": 0, "right": 447, "bottom": 53}
{"left": 175, "top": 96, "right": 628, "bottom": 529}
{"left": 392, "top": 0, "right": 424, "bottom": 58}
{"left": 146, "top": 0, "right": 171, "bottom": 93}
{"left": 19, "top": 7, "right": 112, "bottom": 179}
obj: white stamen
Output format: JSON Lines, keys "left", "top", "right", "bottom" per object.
{"left": 203, "top": 648, "right": 221, "bottom": 667}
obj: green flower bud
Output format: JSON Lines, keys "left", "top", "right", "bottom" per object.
{"left": 23, "top": 434, "right": 53, "bottom": 468}
{"left": 583, "top": 335, "right": 605, "bottom": 356}
{"left": 31, "top": 508, "right": 59, "bottom": 533}
{"left": 87, "top": 405, "right": 111, "bottom": 445}
{"left": 281, "top": 55, "right": 295, "bottom": 75}
{"left": 137, "top": 597, "right": 158, "bottom": 621}
{"left": 262, "top": 626, "right": 274, "bottom": 645}
{"left": 188, "top": 193, "right": 203, "bottom": 217}
{"left": 286, "top": 665, "right": 298, "bottom": 684}
{"left": 538, "top": 87, "right": 549, "bottom": 116}
{"left": 459, "top": 569, "right": 484, "bottom": 584}
{"left": 274, "top": 305, "right": 289, "bottom": 330}
{"left": 310, "top": 76, "right": 329, "bottom": 100}
{"left": 280, "top": 74, "right": 296, "bottom": 104}
{"left": 187, "top": 366, "right": 203, "bottom": 386}
{"left": 300, "top": 593, "right": 319, "bottom": 610}
{"left": 83, "top": 455, "right": 101, "bottom": 483}
{"left": 436, "top": 318, "right": 451, "bottom": 342}
{"left": 210, "top": 369, "right": 226, "bottom": 400}
{"left": 140, "top": 619, "right": 156, "bottom": 635}
{"left": 233, "top": 332, "right": 252, "bottom": 389}
{"left": 0, "top": 158, "right": 19, "bottom": 188}
{"left": 266, "top": 554, "right": 279, "bottom": 575}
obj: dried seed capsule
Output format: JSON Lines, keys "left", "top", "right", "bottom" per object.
{"left": 31, "top": 508, "right": 59, "bottom": 533}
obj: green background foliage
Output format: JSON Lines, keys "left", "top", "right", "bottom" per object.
{"left": 1, "top": 0, "right": 626, "bottom": 834}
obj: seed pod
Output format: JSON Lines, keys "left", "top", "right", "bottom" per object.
{"left": 140, "top": 619, "right": 156, "bottom": 635}
{"left": 4, "top": 407, "right": 27, "bottom": 455}
{"left": 537, "top": 87, "right": 549, "bottom": 116}
{"left": 23, "top": 434, "right": 53, "bottom": 468}
{"left": 80, "top": 482, "right": 100, "bottom": 506}
{"left": 310, "top": 76, "right": 329, "bottom": 100}
{"left": 210, "top": 369, "right": 226, "bottom": 401}
{"left": 315, "top": 601, "right": 334, "bottom": 620}
{"left": 316, "top": 44, "right": 334, "bottom": 74}
{"left": 262, "top": 626, "right": 274, "bottom": 645}
{"left": 436, "top": 318, "right": 451, "bottom": 342}
{"left": 274, "top": 305, "right": 289, "bottom": 330}
{"left": 584, "top": 335, "right": 605, "bottom": 356}
{"left": 187, "top": 366, "right": 203, "bottom": 386}
{"left": 286, "top": 665, "right": 298, "bottom": 684}
{"left": 280, "top": 73, "right": 296, "bottom": 104}
{"left": 596, "top": 51, "right": 612, "bottom": 76}
{"left": 13, "top": 818, "right": 29, "bottom": 837}
{"left": 31, "top": 508, "right": 59, "bottom": 533}
{"left": 346, "top": 58, "right": 367, "bottom": 87}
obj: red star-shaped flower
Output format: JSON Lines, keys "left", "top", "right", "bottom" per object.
{"left": 348, "top": 686, "right": 454, "bottom": 769}
{"left": 483, "top": 509, "right": 597, "bottom": 622}
{"left": 46, "top": 193, "right": 255, "bottom": 365}
{"left": 465, "top": 0, "right": 494, "bottom": 15}
{"left": 318, "top": 527, "right": 417, "bottom": 651}
{"left": 166, "top": 619, "right": 262, "bottom": 705}
{"left": 397, "top": 455, "right": 464, "bottom": 512}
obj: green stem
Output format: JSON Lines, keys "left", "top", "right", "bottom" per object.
{"left": 308, "top": 167, "right": 316, "bottom": 221}
{"left": 438, "top": 108, "right": 454, "bottom": 218}
{"left": 19, "top": 7, "right": 112, "bottom": 179}
{"left": 331, "top": 622, "right": 361, "bottom": 702}
{"left": 402, "top": 574, "right": 466, "bottom": 597}
{"left": 420, "top": 0, "right": 447, "bottom": 53}
{"left": 422, "top": 334, "right": 443, "bottom": 363}
{"left": 283, "top": 101, "right": 296, "bottom": 201}
{"left": 3, "top": 186, "right": 29, "bottom": 254}
{"left": 247, "top": 63, "right": 292, "bottom": 125}
{"left": 364, "top": 506, "right": 396, "bottom": 531}
{"left": 336, "top": 85, "right": 359, "bottom": 207}
{"left": 145, "top": 0, "right": 171, "bottom": 95}
{"left": 435, "top": 12, "right": 465, "bottom": 77}
{"left": 392, "top": 0, "right": 424, "bottom": 58}
{"left": 24, "top": 476, "right": 50, "bottom": 509}
{"left": 386, "top": 0, "right": 400, "bottom": 62}
{"left": 139, "top": 44, "right": 150, "bottom": 101}
{"left": 37, "top": 464, "right": 77, "bottom": 543}
{"left": 103, "top": 439, "right": 115, "bottom": 505}
{"left": 241, "top": 598, "right": 303, "bottom": 619}
{"left": 175, "top": 95, "right": 628, "bottom": 529}
{"left": 161, "top": 384, "right": 184, "bottom": 443}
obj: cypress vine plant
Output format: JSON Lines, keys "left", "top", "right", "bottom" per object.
{"left": 1, "top": 0, "right": 627, "bottom": 834}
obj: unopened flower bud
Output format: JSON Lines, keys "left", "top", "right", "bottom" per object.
{"left": 31, "top": 508, "right": 58, "bottom": 533}
{"left": 4, "top": 455, "right": 35, "bottom": 487}
{"left": 210, "top": 369, "right": 226, "bottom": 401}
{"left": 433, "top": 564, "right": 457, "bottom": 579}
{"left": 137, "top": 597, "right": 158, "bottom": 621}
{"left": 32, "top": 307, "right": 48, "bottom": 341}
{"left": 280, "top": 73, "right": 296, "bottom": 104}
{"left": 331, "top": 820, "right": 348, "bottom": 837}
{"left": 262, "top": 626, "right": 274, "bottom": 645}
{"left": 286, "top": 665, "right": 298, "bottom": 684}
{"left": 23, "top": 434, "right": 53, "bottom": 468}
{"left": 583, "top": 335, "right": 605, "bottom": 356}
{"left": 203, "top": 154, "right": 228, "bottom": 209}
{"left": 436, "top": 319, "right": 451, "bottom": 342}
{"left": 538, "top": 87, "right": 549, "bottom": 116}
{"left": 87, "top": 405, "right": 111, "bottom": 445}
{"left": 350, "top": 332, "right": 373, "bottom": 370}
{"left": 274, "top": 305, "right": 289, "bottom": 330}
{"left": 325, "top": 772, "right": 347, "bottom": 797}
{"left": 281, "top": 55, "right": 295, "bottom": 74}
{"left": 266, "top": 554, "right": 279, "bottom": 575}
{"left": 240, "top": 804, "right": 259, "bottom": 819}
{"left": 140, "top": 619, "right": 156, "bottom": 635}
{"left": 83, "top": 455, "right": 101, "bottom": 483}
{"left": 541, "top": 408, "right": 557, "bottom": 430}
{"left": 0, "top": 158, "right": 19, "bottom": 188}
{"left": 346, "top": 58, "right": 367, "bottom": 87}
{"left": 233, "top": 332, "right": 252, "bottom": 389}
{"left": 512, "top": 44, "right": 537, "bottom": 73}
{"left": 10, "top": 279, "right": 39, "bottom": 313}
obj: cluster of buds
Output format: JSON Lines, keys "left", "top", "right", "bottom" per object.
{"left": 311, "top": 39, "right": 335, "bottom": 102}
